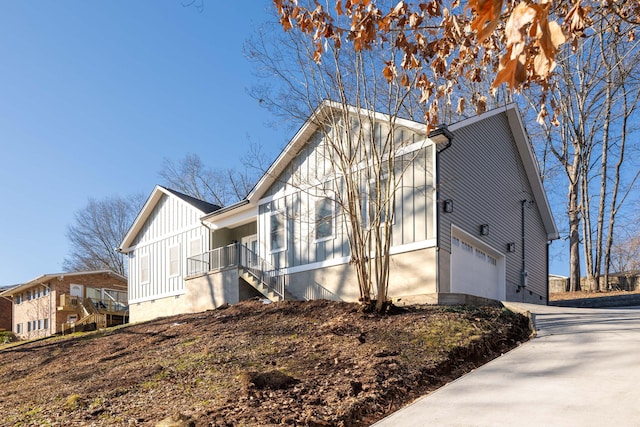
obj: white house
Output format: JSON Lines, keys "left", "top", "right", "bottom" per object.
{"left": 118, "top": 186, "right": 220, "bottom": 323}
{"left": 123, "top": 102, "right": 559, "bottom": 323}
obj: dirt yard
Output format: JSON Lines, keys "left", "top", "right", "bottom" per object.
{"left": 0, "top": 299, "right": 530, "bottom": 426}
{"left": 550, "top": 289, "right": 640, "bottom": 301}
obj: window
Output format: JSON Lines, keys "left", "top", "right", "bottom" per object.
{"left": 25, "top": 290, "right": 32, "bottom": 301}
{"left": 27, "top": 322, "right": 32, "bottom": 332}
{"left": 43, "top": 319, "right": 49, "bottom": 330}
{"left": 38, "top": 319, "right": 43, "bottom": 330}
{"left": 314, "top": 198, "right": 334, "bottom": 241}
{"left": 189, "top": 237, "right": 202, "bottom": 257}
{"left": 270, "top": 210, "right": 286, "bottom": 252}
{"left": 368, "top": 176, "right": 393, "bottom": 225}
{"left": 168, "top": 244, "right": 181, "bottom": 277}
{"left": 140, "top": 254, "right": 150, "bottom": 284}
{"left": 15, "top": 294, "right": 22, "bottom": 305}
{"left": 16, "top": 323, "right": 22, "bottom": 334}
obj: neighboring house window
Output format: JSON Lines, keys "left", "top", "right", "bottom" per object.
{"left": 38, "top": 319, "right": 43, "bottom": 330}
{"left": 140, "top": 254, "right": 150, "bottom": 284}
{"left": 168, "top": 244, "right": 181, "bottom": 277}
{"left": 314, "top": 198, "right": 335, "bottom": 242}
{"left": 15, "top": 294, "right": 22, "bottom": 304}
{"left": 16, "top": 323, "right": 22, "bottom": 334}
{"left": 270, "top": 210, "right": 286, "bottom": 253}
{"left": 43, "top": 319, "right": 49, "bottom": 330}
{"left": 27, "top": 322, "right": 31, "bottom": 332}
{"left": 25, "top": 290, "right": 31, "bottom": 301}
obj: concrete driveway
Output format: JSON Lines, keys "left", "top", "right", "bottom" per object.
{"left": 373, "top": 303, "right": 640, "bottom": 427}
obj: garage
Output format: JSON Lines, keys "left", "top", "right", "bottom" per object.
{"left": 450, "top": 230, "right": 505, "bottom": 301}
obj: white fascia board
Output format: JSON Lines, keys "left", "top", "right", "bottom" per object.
{"left": 119, "top": 185, "right": 167, "bottom": 252}
{"left": 504, "top": 106, "right": 560, "bottom": 240}
{"left": 119, "top": 185, "right": 213, "bottom": 252}
{"left": 246, "top": 101, "right": 432, "bottom": 204}
{"left": 203, "top": 204, "right": 258, "bottom": 230}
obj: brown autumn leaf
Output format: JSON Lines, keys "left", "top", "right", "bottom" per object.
{"left": 383, "top": 61, "right": 397, "bottom": 82}
{"left": 505, "top": 2, "right": 537, "bottom": 58}
{"left": 456, "top": 97, "right": 466, "bottom": 115}
{"left": 468, "top": 0, "right": 504, "bottom": 43}
{"left": 533, "top": 20, "right": 565, "bottom": 76}
{"left": 476, "top": 95, "right": 487, "bottom": 114}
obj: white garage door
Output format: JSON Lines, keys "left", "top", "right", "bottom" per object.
{"left": 451, "top": 233, "right": 504, "bottom": 301}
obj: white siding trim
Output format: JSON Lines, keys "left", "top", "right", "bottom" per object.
{"left": 280, "top": 255, "right": 351, "bottom": 275}
{"left": 278, "top": 239, "right": 437, "bottom": 275}
{"left": 126, "top": 224, "right": 206, "bottom": 252}
{"left": 388, "top": 239, "right": 437, "bottom": 255}
{"left": 129, "top": 289, "right": 185, "bottom": 304}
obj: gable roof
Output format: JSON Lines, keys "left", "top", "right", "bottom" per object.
{"left": 118, "top": 185, "right": 221, "bottom": 253}
{"left": 203, "top": 101, "right": 558, "bottom": 240}
{"left": 447, "top": 104, "right": 559, "bottom": 240}
{"left": 0, "top": 270, "right": 127, "bottom": 297}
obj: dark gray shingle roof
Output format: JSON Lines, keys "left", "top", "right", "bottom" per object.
{"left": 161, "top": 186, "right": 222, "bottom": 214}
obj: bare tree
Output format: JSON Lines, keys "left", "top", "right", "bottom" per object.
{"left": 63, "top": 195, "right": 144, "bottom": 276}
{"left": 610, "top": 231, "right": 640, "bottom": 274}
{"left": 159, "top": 152, "right": 267, "bottom": 207}
{"left": 522, "top": 11, "right": 640, "bottom": 291}
{"left": 249, "top": 9, "right": 457, "bottom": 311}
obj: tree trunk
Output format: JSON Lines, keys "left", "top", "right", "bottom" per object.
{"left": 568, "top": 171, "right": 581, "bottom": 292}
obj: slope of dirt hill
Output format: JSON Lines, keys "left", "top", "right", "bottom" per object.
{"left": 0, "top": 299, "right": 530, "bottom": 426}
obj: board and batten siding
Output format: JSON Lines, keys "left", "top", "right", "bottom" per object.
{"left": 258, "top": 124, "right": 436, "bottom": 272}
{"left": 128, "top": 194, "right": 210, "bottom": 303}
{"left": 438, "top": 112, "right": 549, "bottom": 301}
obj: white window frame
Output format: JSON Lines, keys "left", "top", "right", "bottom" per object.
{"left": 140, "top": 253, "right": 150, "bottom": 285}
{"left": 269, "top": 210, "right": 287, "bottom": 254}
{"left": 189, "top": 236, "right": 202, "bottom": 257}
{"left": 367, "top": 175, "right": 395, "bottom": 228}
{"left": 314, "top": 197, "right": 335, "bottom": 243}
{"left": 16, "top": 323, "right": 22, "bottom": 334}
{"left": 168, "top": 243, "right": 181, "bottom": 278}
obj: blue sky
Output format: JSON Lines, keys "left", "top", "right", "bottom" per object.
{"left": 0, "top": 1, "right": 575, "bottom": 286}
{"left": 0, "top": 1, "right": 290, "bottom": 285}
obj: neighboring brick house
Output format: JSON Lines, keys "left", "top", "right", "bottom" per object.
{"left": 0, "top": 270, "right": 128, "bottom": 340}
{"left": 0, "top": 286, "right": 14, "bottom": 331}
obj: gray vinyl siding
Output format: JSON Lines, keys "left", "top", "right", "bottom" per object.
{"left": 128, "top": 194, "right": 210, "bottom": 303}
{"left": 259, "top": 126, "right": 436, "bottom": 270}
{"left": 438, "top": 112, "right": 549, "bottom": 300}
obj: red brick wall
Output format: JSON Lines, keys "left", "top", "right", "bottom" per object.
{"left": 0, "top": 298, "right": 11, "bottom": 331}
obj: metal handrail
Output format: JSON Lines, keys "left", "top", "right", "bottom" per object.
{"left": 237, "top": 244, "right": 285, "bottom": 299}
{"left": 187, "top": 243, "right": 286, "bottom": 299}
